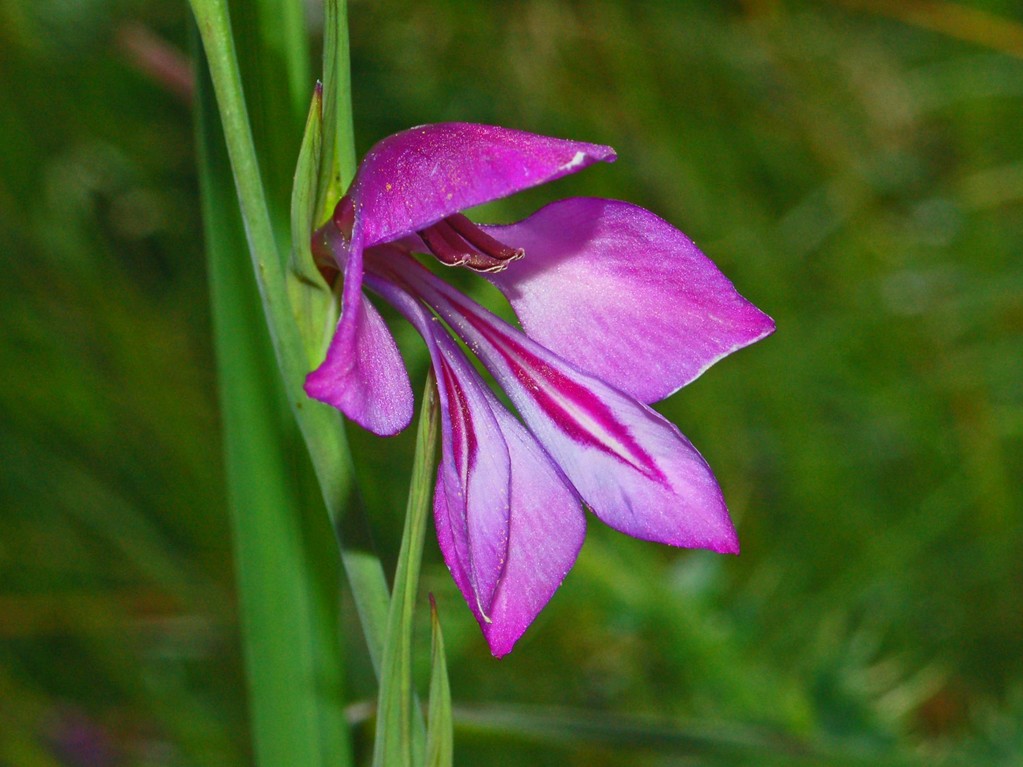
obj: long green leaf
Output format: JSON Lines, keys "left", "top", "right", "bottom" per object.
{"left": 231, "top": 0, "right": 310, "bottom": 249}
{"left": 372, "top": 378, "right": 439, "bottom": 767}
{"left": 189, "top": 0, "right": 427, "bottom": 758}
{"left": 425, "top": 595, "right": 453, "bottom": 767}
{"left": 188, "top": 0, "right": 393, "bottom": 669}
{"left": 194, "top": 32, "right": 352, "bottom": 767}
{"left": 317, "top": 0, "right": 358, "bottom": 219}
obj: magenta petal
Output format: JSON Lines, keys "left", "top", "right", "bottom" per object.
{"left": 480, "top": 404, "right": 585, "bottom": 657}
{"left": 487, "top": 198, "right": 775, "bottom": 403}
{"left": 304, "top": 287, "right": 414, "bottom": 436}
{"left": 406, "top": 268, "right": 739, "bottom": 554}
{"left": 431, "top": 334, "right": 512, "bottom": 614}
{"left": 368, "top": 267, "right": 583, "bottom": 652}
{"left": 366, "top": 271, "right": 511, "bottom": 614}
{"left": 351, "top": 124, "right": 616, "bottom": 247}
{"left": 434, "top": 392, "right": 585, "bottom": 658}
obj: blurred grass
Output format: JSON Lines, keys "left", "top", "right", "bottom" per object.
{"left": 1, "top": 0, "right": 1021, "bottom": 764}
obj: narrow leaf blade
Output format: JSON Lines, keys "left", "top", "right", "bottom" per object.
{"left": 372, "top": 378, "right": 439, "bottom": 767}
{"left": 194, "top": 32, "right": 352, "bottom": 767}
{"left": 318, "top": 0, "right": 358, "bottom": 220}
{"left": 425, "top": 595, "right": 454, "bottom": 767}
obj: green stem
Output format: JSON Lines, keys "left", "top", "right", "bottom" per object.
{"left": 373, "top": 376, "right": 439, "bottom": 767}
{"left": 190, "top": 0, "right": 426, "bottom": 759}
{"left": 190, "top": 0, "right": 427, "bottom": 754}
{"left": 194, "top": 29, "right": 351, "bottom": 767}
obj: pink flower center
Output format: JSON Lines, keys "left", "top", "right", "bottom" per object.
{"left": 311, "top": 196, "right": 525, "bottom": 285}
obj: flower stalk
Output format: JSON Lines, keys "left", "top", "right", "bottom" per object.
{"left": 193, "top": 28, "right": 353, "bottom": 767}
{"left": 373, "top": 375, "right": 439, "bottom": 767}
{"left": 191, "top": 0, "right": 432, "bottom": 764}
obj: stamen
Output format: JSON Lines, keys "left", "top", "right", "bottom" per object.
{"left": 446, "top": 213, "right": 524, "bottom": 264}
{"left": 419, "top": 220, "right": 471, "bottom": 267}
{"left": 311, "top": 198, "right": 526, "bottom": 287}
{"left": 418, "top": 214, "right": 525, "bottom": 274}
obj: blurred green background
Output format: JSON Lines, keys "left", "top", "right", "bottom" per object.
{"left": 2, "top": 0, "right": 1021, "bottom": 764}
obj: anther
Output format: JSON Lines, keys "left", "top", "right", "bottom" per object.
{"left": 446, "top": 213, "right": 524, "bottom": 264}
{"left": 418, "top": 214, "right": 524, "bottom": 274}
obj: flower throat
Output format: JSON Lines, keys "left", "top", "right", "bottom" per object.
{"left": 313, "top": 195, "right": 524, "bottom": 285}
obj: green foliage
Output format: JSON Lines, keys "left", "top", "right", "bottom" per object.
{"left": 1, "top": 0, "right": 1020, "bottom": 764}
{"left": 426, "top": 594, "right": 454, "bottom": 767}
{"left": 372, "top": 379, "right": 437, "bottom": 767}
{"left": 194, "top": 25, "right": 352, "bottom": 767}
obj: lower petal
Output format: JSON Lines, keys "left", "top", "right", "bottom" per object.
{"left": 405, "top": 266, "right": 738, "bottom": 554}
{"left": 434, "top": 400, "right": 585, "bottom": 658}
{"left": 368, "top": 266, "right": 584, "bottom": 654}
{"left": 367, "top": 271, "right": 511, "bottom": 614}
{"left": 432, "top": 338, "right": 511, "bottom": 615}
{"left": 304, "top": 290, "right": 413, "bottom": 436}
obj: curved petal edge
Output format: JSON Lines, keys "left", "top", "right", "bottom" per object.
{"left": 353, "top": 124, "right": 617, "bottom": 247}
{"left": 487, "top": 198, "right": 775, "bottom": 403}
{"left": 304, "top": 290, "right": 414, "bottom": 436}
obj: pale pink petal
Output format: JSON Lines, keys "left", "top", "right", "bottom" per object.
{"left": 369, "top": 267, "right": 584, "bottom": 653}
{"left": 401, "top": 263, "right": 738, "bottom": 554}
{"left": 487, "top": 198, "right": 775, "bottom": 403}
{"left": 367, "top": 272, "right": 511, "bottom": 614}
{"left": 431, "top": 335, "right": 512, "bottom": 614}
{"left": 434, "top": 402, "right": 585, "bottom": 657}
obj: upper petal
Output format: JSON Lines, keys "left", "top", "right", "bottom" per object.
{"left": 351, "top": 124, "right": 616, "bottom": 247}
{"left": 487, "top": 198, "right": 775, "bottom": 403}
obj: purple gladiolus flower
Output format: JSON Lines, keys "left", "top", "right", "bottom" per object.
{"left": 306, "top": 123, "right": 774, "bottom": 656}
